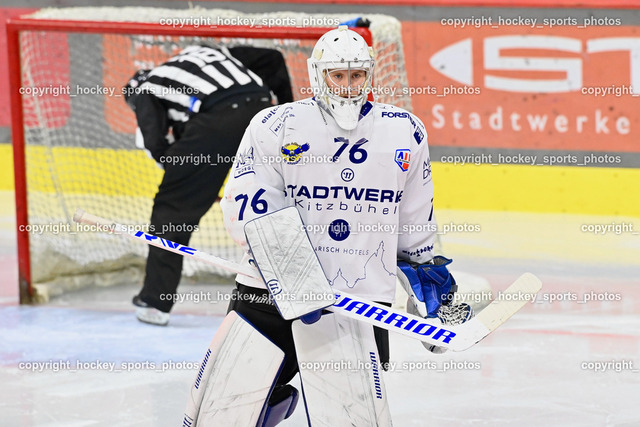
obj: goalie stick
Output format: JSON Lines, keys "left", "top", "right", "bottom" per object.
{"left": 73, "top": 209, "right": 542, "bottom": 352}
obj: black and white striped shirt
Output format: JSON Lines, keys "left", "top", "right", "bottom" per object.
{"left": 140, "top": 45, "right": 268, "bottom": 123}
{"left": 127, "top": 45, "right": 292, "bottom": 162}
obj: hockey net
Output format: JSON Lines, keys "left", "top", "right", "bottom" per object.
{"left": 9, "top": 7, "right": 412, "bottom": 302}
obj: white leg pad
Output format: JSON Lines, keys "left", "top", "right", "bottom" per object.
{"left": 292, "top": 314, "right": 393, "bottom": 426}
{"left": 183, "top": 311, "right": 284, "bottom": 426}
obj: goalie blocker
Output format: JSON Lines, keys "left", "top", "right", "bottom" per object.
{"left": 243, "top": 207, "right": 335, "bottom": 321}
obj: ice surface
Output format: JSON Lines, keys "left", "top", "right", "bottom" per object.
{"left": 2, "top": 279, "right": 638, "bottom": 426}
{"left": 2, "top": 208, "right": 639, "bottom": 426}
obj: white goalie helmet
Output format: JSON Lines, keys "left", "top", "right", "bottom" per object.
{"left": 307, "top": 25, "right": 375, "bottom": 130}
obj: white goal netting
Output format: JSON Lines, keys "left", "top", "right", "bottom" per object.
{"left": 12, "top": 6, "right": 411, "bottom": 301}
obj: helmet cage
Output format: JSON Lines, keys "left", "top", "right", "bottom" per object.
{"left": 311, "top": 60, "right": 374, "bottom": 130}
{"left": 307, "top": 26, "right": 375, "bottom": 130}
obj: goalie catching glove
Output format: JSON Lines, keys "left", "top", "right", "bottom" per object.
{"left": 398, "top": 256, "right": 473, "bottom": 353}
{"left": 398, "top": 255, "right": 473, "bottom": 353}
{"left": 398, "top": 256, "right": 456, "bottom": 318}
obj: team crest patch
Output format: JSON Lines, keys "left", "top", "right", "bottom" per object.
{"left": 395, "top": 149, "right": 411, "bottom": 171}
{"left": 233, "top": 147, "right": 255, "bottom": 178}
{"left": 281, "top": 143, "right": 310, "bottom": 164}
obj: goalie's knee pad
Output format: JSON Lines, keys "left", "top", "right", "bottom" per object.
{"left": 258, "top": 384, "right": 299, "bottom": 427}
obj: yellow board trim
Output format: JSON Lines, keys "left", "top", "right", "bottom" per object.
{"left": 431, "top": 162, "right": 640, "bottom": 217}
{"left": 1, "top": 145, "right": 162, "bottom": 197}
{"left": 1, "top": 145, "right": 638, "bottom": 216}
{"left": 0, "top": 145, "right": 14, "bottom": 191}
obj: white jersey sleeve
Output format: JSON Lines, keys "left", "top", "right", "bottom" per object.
{"left": 395, "top": 113, "right": 436, "bottom": 265}
{"left": 220, "top": 105, "right": 290, "bottom": 287}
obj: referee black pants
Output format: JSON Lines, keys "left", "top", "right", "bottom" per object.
{"left": 138, "top": 93, "right": 271, "bottom": 313}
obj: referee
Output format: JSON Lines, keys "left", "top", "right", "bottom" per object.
{"left": 124, "top": 44, "right": 293, "bottom": 325}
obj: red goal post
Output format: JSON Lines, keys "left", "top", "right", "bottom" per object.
{"left": 7, "top": 7, "right": 411, "bottom": 303}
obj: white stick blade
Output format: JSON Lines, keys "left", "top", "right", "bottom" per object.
{"left": 72, "top": 208, "right": 86, "bottom": 224}
{"left": 474, "top": 272, "right": 542, "bottom": 332}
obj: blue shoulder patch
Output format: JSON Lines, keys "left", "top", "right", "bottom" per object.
{"left": 360, "top": 101, "right": 373, "bottom": 118}
{"left": 414, "top": 125, "right": 425, "bottom": 145}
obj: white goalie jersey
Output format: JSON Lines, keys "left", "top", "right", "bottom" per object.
{"left": 221, "top": 98, "right": 437, "bottom": 303}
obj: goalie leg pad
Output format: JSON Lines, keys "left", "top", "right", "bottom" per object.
{"left": 292, "top": 313, "right": 393, "bottom": 426}
{"left": 244, "top": 207, "right": 335, "bottom": 320}
{"left": 183, "top": 311, "right": 285, "bottom": 427}
{"left": 228, "top": 283, "right": 300, "bottom": 386}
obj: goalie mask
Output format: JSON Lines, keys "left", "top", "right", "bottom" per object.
{"left": 307, "top": 26, "right": 375, "bottom": 130}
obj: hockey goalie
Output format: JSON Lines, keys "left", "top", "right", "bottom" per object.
{"left": 179, "top": 25, "right": 538, "bottom": 426}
